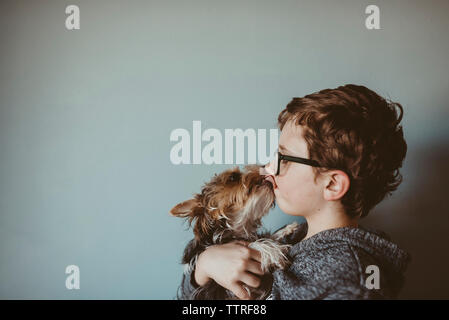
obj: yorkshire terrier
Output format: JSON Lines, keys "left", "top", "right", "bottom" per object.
{"left": 170, "top": 164, "right": 299, "bottom": 300}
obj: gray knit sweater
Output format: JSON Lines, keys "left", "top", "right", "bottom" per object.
{"left": 177, "top": 222, "right": 411, "bottom": 300}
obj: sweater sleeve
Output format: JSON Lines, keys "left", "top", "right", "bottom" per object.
{"left": 177, "top": 263, "right": 201, "bottom": 300}
{"left": 177, "top": 268, "right": 199, "bottom": 300}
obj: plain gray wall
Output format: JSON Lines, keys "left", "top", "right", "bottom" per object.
{"left": 1, "top": 0, "right": 448, "bottom": 299}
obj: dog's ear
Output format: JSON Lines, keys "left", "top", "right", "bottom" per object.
{"left": 169, "top": 198, "right": 199, "bottom": 217}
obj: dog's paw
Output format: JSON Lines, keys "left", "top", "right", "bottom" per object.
{"left": 249, "top": 239, "right": 291, "bottom": 272}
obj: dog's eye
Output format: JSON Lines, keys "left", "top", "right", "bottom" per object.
{"left": 228, "top": 172, "right": 241, "bottom": 182}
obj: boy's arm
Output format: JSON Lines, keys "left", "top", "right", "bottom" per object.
{"left": 177, "top": 223, "right": 305, "bottom": 300}
{"left": 179, "top": 263, "right": 380, "bottom": 300}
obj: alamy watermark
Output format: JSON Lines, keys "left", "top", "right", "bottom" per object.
{"left": 365, "top": 265, "right": 380, "bottom": 290}
{"left": 365, "top": 5, "right": 381, "bottom": 30}
{"left": 64, "top": 4, "right": 380, "bottom": 31}
{"left": 65, "top": 265, "right": 80, "bottom": 290}
{"left": 65, "top": 5, "right": 80, "bottom": 30}
{"left": 169, "top": 121, "right": 279, "bottom": 165}
{"left": 64, "top": 4, "right": 379, "bottom": 31}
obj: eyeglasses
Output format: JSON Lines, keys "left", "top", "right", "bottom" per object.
{"left": 272, "top": 148, "right": 322, "bottom": 176}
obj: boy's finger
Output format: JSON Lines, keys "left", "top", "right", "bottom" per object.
{"left": 246, "top": 260, "right": 264, "bottom": 276}
{"left": 230, "top": 283, "right": 250, "bottom": 300}
{"left": 248, "top": 248, "right": 262, "bottom": 262}
{"left": 233, "top": 240, "right": 248, "bottom": 246}
{"left": 240, "top": 272, "right": 261, "bottom": 289}
{"left": 232, "top": 240, "right": 261, "bottom": 262}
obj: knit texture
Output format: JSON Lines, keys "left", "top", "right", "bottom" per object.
{"left": 177, "top": 222, "right": 411, "bottom": 300}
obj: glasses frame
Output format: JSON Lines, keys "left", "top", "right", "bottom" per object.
{"left": 275, "top": 149, "right": 322, "bottom": 176}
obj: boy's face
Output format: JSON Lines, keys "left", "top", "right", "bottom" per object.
{"left": 264, "top": 120, "right": 324, "bottom": 217}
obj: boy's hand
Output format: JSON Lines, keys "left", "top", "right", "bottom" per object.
{"left": 194, "top": 241, "right": 264, "bottom": 300}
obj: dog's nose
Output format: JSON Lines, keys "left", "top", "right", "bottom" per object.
{"left": 259, "top": 165, "right": 275, "bottom": 176}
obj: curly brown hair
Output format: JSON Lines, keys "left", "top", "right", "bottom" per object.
{"left": 277, "top": 84, "right": 407, "bottom": 219}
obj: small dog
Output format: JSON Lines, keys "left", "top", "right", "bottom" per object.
{"left": 170, "top": 164, "right": 299, "bottom": 300}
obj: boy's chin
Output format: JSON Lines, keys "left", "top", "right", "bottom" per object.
{"left": 274, "top": 199, "right": 290, "bottom": 215}
{"left": 278, "top": 202, "right": 306, "bottom": 217}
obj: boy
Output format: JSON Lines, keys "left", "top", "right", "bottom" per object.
{"left": 178, "top": 84, "right": 411, "bottom": 299}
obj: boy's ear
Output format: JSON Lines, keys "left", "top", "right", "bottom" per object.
{"left": 169, "top": 198, "right": 199, "bottom": 217}
{"left": 323, "top": 170, "right": 350, "bottom": 201}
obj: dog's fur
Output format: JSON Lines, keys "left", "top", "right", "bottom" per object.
{"left": 170, "top": 164, "right": 299, "bottom": 300}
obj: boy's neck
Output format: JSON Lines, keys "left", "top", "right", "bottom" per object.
{"left": 303, "top": 207, "right": 359, "bottom": 241}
